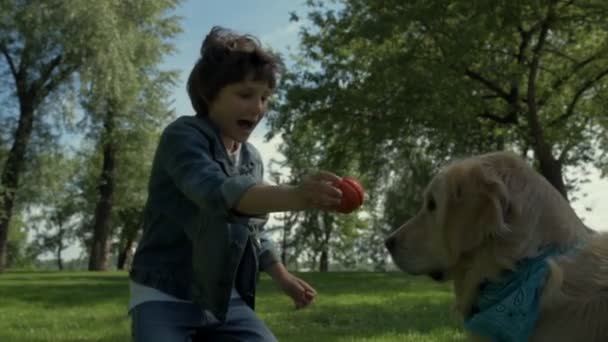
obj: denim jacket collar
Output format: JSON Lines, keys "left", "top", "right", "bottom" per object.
{"left": 194, "top": 115, "right": 256, "bottom": 176}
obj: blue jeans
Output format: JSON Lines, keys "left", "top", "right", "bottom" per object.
{"left": 130, "top": 296, "right": 278, "bottom": 342}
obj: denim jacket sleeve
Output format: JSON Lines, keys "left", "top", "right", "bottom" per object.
{"left": 258, "top": 230, "right": 280, "bottom": 270}
{"left": 158, "top": 119, "right": 257, "bottom": 221}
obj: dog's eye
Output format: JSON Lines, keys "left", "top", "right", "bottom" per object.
{"left": 427, "top": 197, "right": 436, "bottom": 212}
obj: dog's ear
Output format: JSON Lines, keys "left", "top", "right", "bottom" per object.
{"left": 443, "top": 161, "right": 512, "bottom": 259}
{"left": 476, "top": 162, "right": 511, "bottom": 237}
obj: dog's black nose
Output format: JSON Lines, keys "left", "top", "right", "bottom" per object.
{"left": 384, "top": 237, "right": 396, "bottom": 251}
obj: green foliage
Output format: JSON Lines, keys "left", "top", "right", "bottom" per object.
{"left": 0, "top": 0, "right": 181, "bottom": 269}
{"left": 275, "top": 0, "right": 608, "bottom": 180}
{"left": 21, "top": 151, "right": 82, "bottom": 268}
{"left": 5, "top": 213, "right": 37, "bottom": 268}
{"left": 78, "top": 1, "right": 180, "bottom": 269}
{"left": 267, "top": 0, "right": 608, "bottom": 266}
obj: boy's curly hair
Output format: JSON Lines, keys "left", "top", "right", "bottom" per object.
{"left": 187, "top": 26, "right": 283, "bottom": 115}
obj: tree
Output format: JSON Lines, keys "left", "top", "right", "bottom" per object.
{"left": 112, "top": 74, "right": 176, "bottom": 271}
{"left": 24, "top": 151, "right": 81, "bottom": 270}
{"left": 0, "top": 0, "right": 86, "bottom": 271}
{"left": 267, "top": 94, "right": 370, "bottom": 271}
{"left": 275, "top": 0, "right": 608, "bottom": 203}
{"left": 0, "top": 0, "right": 180, "bottom": 272}
{"left": 115, "top": 206, "right": 142, "bottom": 270}
{"left": 75, "top": 1, "right": 180, "bottom": 271}
{"left": 266, "top": 171, "right": 302, "bottom": 267}
{"left": 5, "top": 212, "right": 35, "bottom": 268}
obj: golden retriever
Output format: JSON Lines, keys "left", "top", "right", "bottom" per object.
{"left": 384, "top": 151, "right": 608, "bottom": 342}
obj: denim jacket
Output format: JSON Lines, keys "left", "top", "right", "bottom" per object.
{"left": 130, "top": 115, "right": 279, "bottom": 322}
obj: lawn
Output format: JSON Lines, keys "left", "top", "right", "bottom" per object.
{"left": 0, "top": 271, "right": 466, "bottom": 341}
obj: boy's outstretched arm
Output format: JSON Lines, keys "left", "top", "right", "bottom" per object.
{"left": 235, "top": 171, "right": 343, "bottom": 215}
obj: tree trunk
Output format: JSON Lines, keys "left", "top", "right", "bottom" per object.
{"left": 319, "top": 250, "right": 329, "bottom": 272}
{"left": 526, "top": 103, "right": 568, "bottom": 199}
{"left": 318, "top": 213, "right": 333, "bottom": 272}
{"left": 116, "top": 207, "right": 143, "bottom": 270}
{"left": 524, "top": 4, "right": 569, "bottom": 200}
{"left": 281, "top": 222, "right": 288, "bottom": 266}
{"left": 116, "top": 238, "right": 134, "bottom": 270}
{"left": 0, "top": 98, "right": 35, "bottom": 272}
{"left": 535, "top": 149, "right": 568, "bottom": 199}
{"left": 280, "top": 212, "right": 297, "bottom": 266}
{"left": 88, "top": 111, "right": 116, "bottom": 271}
{"left": 116, "top": 226, "right": 139, "bottom": 270}
{"left": 56, "top": 246, "right": 63, "bottom": 270}
{"left": 310, "top": 251, "right": 319, "bottom": 271}
{"left": 56, "top": 228, "right": 65, "bottom": 270}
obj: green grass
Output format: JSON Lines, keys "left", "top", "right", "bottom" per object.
{"left": 0, "top": 271, "right": 466, "bottom": 341}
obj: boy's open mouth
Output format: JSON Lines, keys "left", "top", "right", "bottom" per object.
{"left": 237, "top": 119, "right": 255, "bottom": 130}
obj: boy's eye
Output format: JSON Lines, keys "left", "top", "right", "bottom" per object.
{"left": 238, "top": 92, "right": 269, "bottom": 104}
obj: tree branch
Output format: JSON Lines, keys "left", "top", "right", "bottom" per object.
{"left": 549, "top": 67, "right": 608, "bottom": 127}
{"left": 478, "top": 110, "right": 517, "bottom": 125}
{"left": 465, "top": 69, "right": 510, "bottom": 101}
{"left": 516, "top": 25, "right": 533, "bottom": 64}
{"left": 557, "top": 117, "right": 591, "bottom": 163}
{"left": 31, "top": 54, "right": 63, "bottom": 93}
{"left": 40, "top": 55, "right": 63, "bottom": 84}
{"left": 39, "top": 66, "right": 75, "bottom": 100}
{"left": 525, "top": 1, "right": 556, "bottom": 160}
{"left": 527, "top": 6, "right": 553, "bottom": 111}
{"left": 558, "top": 0, "right": 576, "bottom": 9}
{"left": 558, "top": 140, "right": 576, "bottom": 164}
{"left": 539, "top": 53, "right": 600, "bottom": 107}
{"left": 0, "top": 45, "right": 18, "bottom": 80}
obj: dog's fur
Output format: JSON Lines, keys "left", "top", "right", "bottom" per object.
{"left": 385, "top": 151, "right": 608, "bottom": 341}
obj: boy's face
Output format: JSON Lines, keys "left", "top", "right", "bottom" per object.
{"left": 208, "top": 77, "right": 272, "bottom": 144}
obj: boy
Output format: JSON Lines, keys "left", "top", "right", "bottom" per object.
{"left": 129, "top": 26, "right": 343, "bottom": 341}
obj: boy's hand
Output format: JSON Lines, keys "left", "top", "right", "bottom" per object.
{"left": 293, "top": 171, "right": 342, "bottom": 210}
{"left": 277, "top": 273, "right": 317, "bottom": 309}
{"left": 267, "top": 263, "right": 317, "bottom": 309}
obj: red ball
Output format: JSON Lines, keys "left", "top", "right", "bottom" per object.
{"left": 333, "top": 177, "right": 365, "bottom": 213}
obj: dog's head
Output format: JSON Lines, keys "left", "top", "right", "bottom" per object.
{"left": 385, "top": 153, "right": 515, "bottom": 281}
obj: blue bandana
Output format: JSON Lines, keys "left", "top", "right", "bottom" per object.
{"left": 463, "top": 246, "right": 570, "bottom": 342}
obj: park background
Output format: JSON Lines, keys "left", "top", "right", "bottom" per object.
{"left": 1, "top": 1, "right": 607, "bottom": 341}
